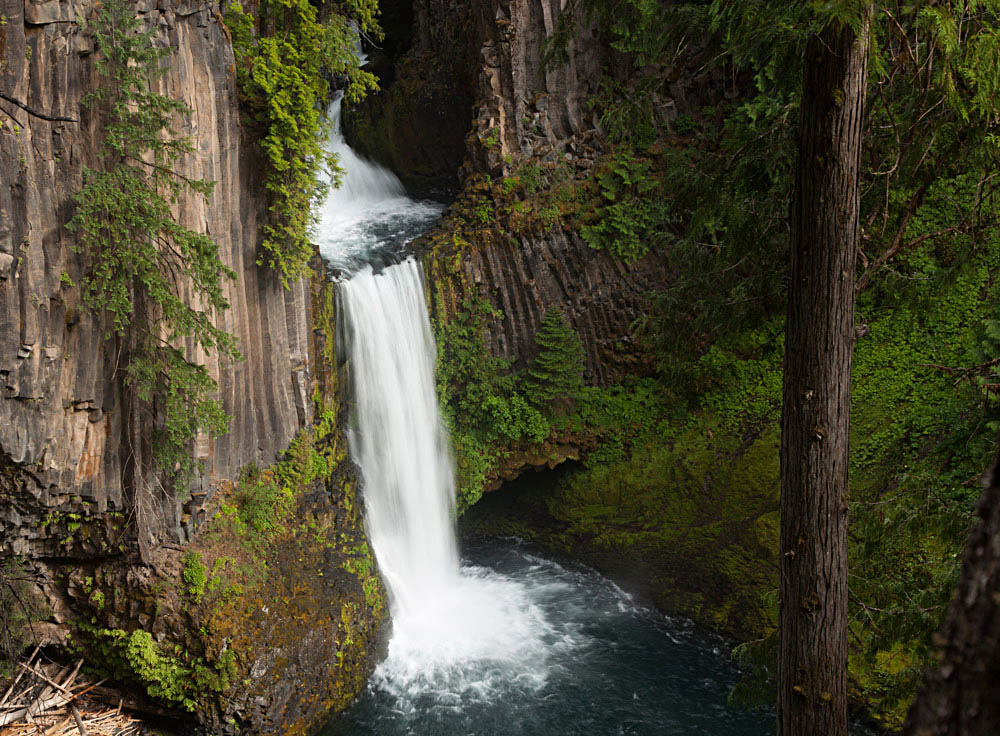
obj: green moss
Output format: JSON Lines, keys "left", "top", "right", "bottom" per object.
{"left": 73, "top": 626, "right": 232, "bottom": 711}
{"left": 181, "top": 551, "right": 208, "bottom": 603}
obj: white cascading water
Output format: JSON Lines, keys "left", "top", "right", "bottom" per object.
{"left": 320, "top": 92, "right": 562, "bottom": 704}
{"left": 313, "top": 52, "right": 877, "bottom": 736}
{"left": 337, "top": 263, "right": 556, "bottom": 696}
{"left": 337, "top": 260, "right": 459, "bottom": 608}
{"left": 316, "top": 93, "right": 440, "bottom": 275}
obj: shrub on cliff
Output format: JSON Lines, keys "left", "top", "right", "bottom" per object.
{"left": 224, "top": 0, "right": 380, "bottom": 285}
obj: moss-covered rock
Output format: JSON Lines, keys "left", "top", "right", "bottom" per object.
{"left": 68, "top": 421, "right": 386, "bottom": 734}
{"left": 462, "top": 419, "right": 780, "bottom": 640}
{"left": 4, "top": 266, "right": 389, "bottom": 735}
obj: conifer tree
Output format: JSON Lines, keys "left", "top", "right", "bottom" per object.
{"left": 66, "top": 0, "right": 240, "bottom": 550}
{"left": 525, "top": 308, "right": 585, "bottom": 406}
{"left": 779, "top": 9, "right": 869, "bottom": 736}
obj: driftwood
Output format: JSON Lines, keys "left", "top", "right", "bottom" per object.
{"left": 0, "top": 651, "right": 139, "bottom": 735}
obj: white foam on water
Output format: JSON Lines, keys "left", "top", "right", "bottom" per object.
{"left": 316, "top": 94, "right": 440, "bottom": 274}
{"left": 338, "top": 262, "right": 582, "bottom": 706}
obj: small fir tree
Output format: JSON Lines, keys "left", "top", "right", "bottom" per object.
{"left": 525, "top": 308, "right": 585, "bottom": 407}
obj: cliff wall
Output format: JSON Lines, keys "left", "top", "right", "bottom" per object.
{"left": 0, "top": 0, "right": 310, "bottom": 554}
{"left": 375, "top": 0, "right": 682, "bottom": 383}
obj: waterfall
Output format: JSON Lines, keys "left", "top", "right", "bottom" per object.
{"left": 337, "top": 260, "right": 460, "bottom": 611}
{"left": 322, "top": 93, "right": 406, "bottom": 211}
{"left": 316, "top": 93, "right": 440, "bottom": 276}
{"left": 322, "top": 87, "right": 556, "bottom": 705}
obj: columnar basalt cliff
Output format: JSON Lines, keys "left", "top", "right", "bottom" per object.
{"left": 0, "top": 0, "right": 310, "bottom": 553}
{"left": 0, "top": 1, "right": 385, "bottom": 732}
{"left": 355, "top": 0, "right": 685, "bottom": 383}
{"left": 345, "top": 0, "right": 779, "bottom": 648}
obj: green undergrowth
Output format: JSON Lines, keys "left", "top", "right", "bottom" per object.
{"left": 71, "top": 399, "right": 385, "bottom": 717}
{"left": 428, "top": 143, "right": 674, "bottom": 265}
{"left": 428, "top": 279, "right": 671, "bottom": 511}
{"left": 436, "top": 178, "right": 998, "bottom": 728}
{"left": 73, "top": 625, "right": 236, "bottom": 711}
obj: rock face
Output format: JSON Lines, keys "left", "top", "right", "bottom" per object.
{"left": 462, "top": 0, "right": 608, "bottom": 175}
{"left": 343, "top": 0, "right": 476, "bottom": 189}
{"left": 0, "top": 2, "right": 385, "bottom": 732}
{"left": 0, "top": 0, "right": 309, "bottom": 553}
{"left": 371, "top": 0, "right": 670, "bottom": 383}
{"left": 428, "top": 226, "right": 668, "bottom": 385}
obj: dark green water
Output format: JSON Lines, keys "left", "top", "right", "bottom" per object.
{"left": 324, "top": 539, "right": 790, "bottom": 736}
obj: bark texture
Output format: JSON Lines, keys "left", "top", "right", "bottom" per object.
{"left": 779, "top": 19, "right": 869, "bottom": 736}
{"left": 902, "top": 453, "right": 1000, "bottom": 736}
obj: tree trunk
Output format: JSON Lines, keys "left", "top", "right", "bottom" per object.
{"left": 902, "top": 452, "right": 1000, "bottom": 736}
{"left": 779, "top": 16, "right": 869, "bottom": 736}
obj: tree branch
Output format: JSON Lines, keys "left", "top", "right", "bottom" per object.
{"left": 0, "top": 93, "right": 78, "bottom": 123}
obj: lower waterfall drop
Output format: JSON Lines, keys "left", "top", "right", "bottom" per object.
{"left": 338, "top": 260, "right": 559, "bottom": 698}
{"left": 320, "top": 87, "right": 563, "bottom": 702}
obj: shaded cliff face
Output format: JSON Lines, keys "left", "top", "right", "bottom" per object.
{"left": 343, "top": 0, "right": 476, "bottom": 190}
{"left": 463, "top": 0, "right": 608, "bottom": 175}
{"left": 0, "top": 2, "right": 386, "bottom": 731}
{"left": 0, "top": 0, "right": 310, "bottom": 553}
{"left": 359, "top": 0, "right": 662, "bottom": 385}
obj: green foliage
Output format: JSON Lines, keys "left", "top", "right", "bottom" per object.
{"left": 76, "top": 626, "right": 236, "bottom": 711}
{"left": 116, "top": 629, "right": 191, "bottom": 706}
{"left": 212, "top": 424, "right": 334, "bottom": 551}
{"left": 525, "top": 308, "right": 586, "bottom": 406}
{"left": 225, "top": 0, "right": 380, "bottom": 284}
{"left": 580, "top": 148, "right": 670, "bottom": 263}
{"left": 231, "top": 467, "right": 295, "bottom": 544}
{"left": 970, "top": 318, "right": 1000, "bottom": 432}
{"left": 67, "top": 0, "right": 239, "bottom": 483}
{"left": 182, "top": 551, "right": 208, "bottom": 603}
{"left": 432, "top": 298, "right": 550, "bottom": 508}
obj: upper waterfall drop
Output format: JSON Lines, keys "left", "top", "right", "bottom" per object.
{"left": 316, "top": 93, "right": 440, "bottom": 275}
{"left": 323, "top": 93, "right": 406, "bottom": 207}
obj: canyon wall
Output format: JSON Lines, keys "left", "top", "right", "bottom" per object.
{"left": 353, "top": 0, "right": 686, "bottom": 383}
